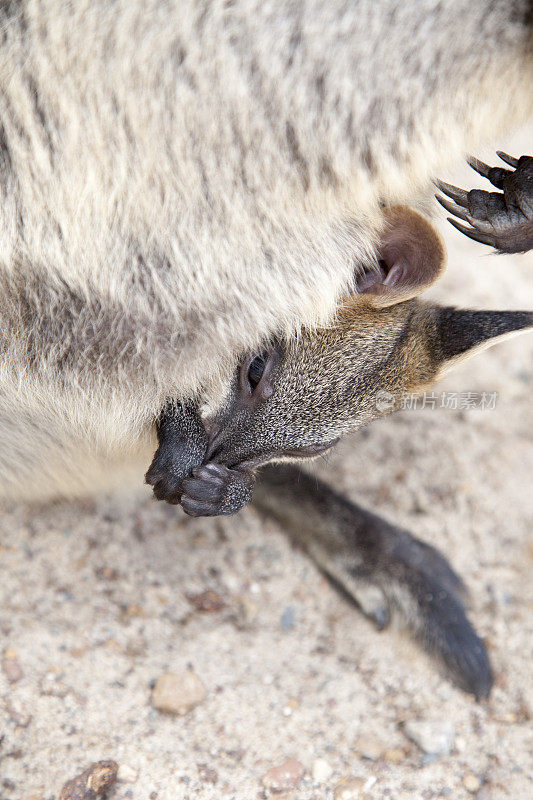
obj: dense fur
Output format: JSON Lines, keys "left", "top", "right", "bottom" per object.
{"left": 0, "top": 1, "right": 532, "bottom": 499}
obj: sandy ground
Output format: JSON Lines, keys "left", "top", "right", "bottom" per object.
{"left": 1, "top": 131, "right": 532, "bottom": 800}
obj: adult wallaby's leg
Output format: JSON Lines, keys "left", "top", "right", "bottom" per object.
{"left": 436, "top": 153, "right": 533, "bottom": 253}
{"left": 253, "top": 464, "right": 492, "bottom": 700}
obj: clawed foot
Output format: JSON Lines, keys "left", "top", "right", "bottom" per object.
{"left": 436, "top": 152, "right": 533, "bottom": 253}
{"left": 181, "top": 463, "right": 256, "bottom": 516}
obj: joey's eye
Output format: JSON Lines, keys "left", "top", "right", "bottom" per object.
{"left": 240, "top": 346, "right": 280, "bottom": 400}
{"left": 247, "top": 353, "right": 268, "bottom": 391}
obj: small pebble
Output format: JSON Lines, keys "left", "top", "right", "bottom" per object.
{"left": 40, "top": 672, "right": 69, "bottom": 698}
{"left": 58, "top": 760, "right": 118, "bottom": 800}
{"left": 354, "top": 735, "right": 383, "bottom": 761}
{"left": 312, "top": 758, "right": 332, "bottom": 783}
{"left": 281, "top": 606, "right": 296, "bottom": 631}
{"left": 186, "top": 589, "right": 226, "bottom": 612}
{"left": 262, "top": 758, "right": 305, "bottom": 792}
{"left": 197, "top": 763, "right": 218, "bottom": 784}
{"left": 463, "top": 774, "right": 481, "bottom": 793}
{"left": 126, "top": 636, "right": 147, "bottom": 657}
{"left": 2, "top": 656, "right": 23, "bottom": 683}
{"left": 152, "top": 671, "right": 207, "bottom": 715}
{"left": 232, "top": 597, "right": 258, "bottom": 629}
{"left": 117, "top": 764, "right": 139, "bottom": 784}
{"left": 333, "top": 776, "right": 365, "bottom": 799}
{"left": 383, "top": 748, "right": 405, "bottom": 764}
{"left": 6, "top": 698, "right": 32, "bottom": 727}
{"left": 403, "top": 719, "right": 455, "bottom": 756}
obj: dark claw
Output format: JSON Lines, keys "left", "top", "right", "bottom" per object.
{"left": 436, "top": 192, "right": 494, "bottom": 233}
{"left": 447, "top": 218, "right": 496, "bottom": 247}
{"left": 435, "top": 193, "right": 471, "bottom": 223}
{"left": 192, "top": 463, "right": 225, "bottom": 480}
{"left": 145, "top": 464, "right": 167, "bottom": 485}
{"left": 434, "top": 179, "right": 469, "bottom": 208}
{"left": 467, "top": 156, "right": 510, "bottom": 189}
{"left": 181, "top": 475, "right": 223, "bottom": 502}
{"left": 181, "top": 497, "right": 219, "bottom": 517}
{"left": 467, "top": 156, "right": 493, "bottom": 179}
{"left": 152, "top": 481, "right": 181, "bottom": 504}
{"left": 496, "top": 150, "right": 519, "bottom": 168}
{"left": 437, "top": 153, "right": 533, "bottom": 253}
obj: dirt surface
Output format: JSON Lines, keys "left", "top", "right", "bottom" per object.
{"left": 1, "top": 131, "right": 532, "bottom": 800}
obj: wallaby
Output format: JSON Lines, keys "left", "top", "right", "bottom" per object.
{"left": 0, "top": 2, "right": 532, "bottom": 696}
{"left": 146, "top": 160, "right": 533, "bottom": 699}
{"left": 0, "top": 1, "right": 532, "bottom": 500}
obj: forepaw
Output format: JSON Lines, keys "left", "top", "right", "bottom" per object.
{"left": 145, "top": 446, "right": 191, "bottom": 504}
{"left": 181, "top": 463, "right": 256, "bottom": 517}
{"left": 145, "top": 401, "right": 209, "bottom": 504}
{"left": 436, "top": 152, "right": 533, "bottom": 253}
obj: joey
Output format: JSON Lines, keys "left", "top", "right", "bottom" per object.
{"left": 147, "top": 202, "right": 533, "bottom": 517}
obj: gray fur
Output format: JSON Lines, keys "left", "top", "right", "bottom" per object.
{"left": 0, "top": 1, "right": 531, "bottom": 499}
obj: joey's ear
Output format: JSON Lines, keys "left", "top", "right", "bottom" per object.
{"left": 434, "top": 307, "right": 533, "bottom": 370}
{"left": 356, "top": 206, "right": 446, "bottom": 307}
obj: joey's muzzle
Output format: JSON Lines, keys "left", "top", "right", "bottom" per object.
{"left": 204, "top": 414, "right": 339, "bottom": 471}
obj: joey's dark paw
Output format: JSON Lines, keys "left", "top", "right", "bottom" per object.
{"left": 145, "top": 401, "right": 208, "bottom": 504}
{"left": 145, "top": 446, "right": 194, "bottom": 504}
{"left": 181, "top": 463, "right": 256, "bottom": 517}
{"left": 436, "top": 153, "right": 533, "bottom": 253}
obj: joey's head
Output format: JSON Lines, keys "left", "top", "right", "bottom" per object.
{"left": 205, "top": 207, "right": 533, "bottom": 471}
